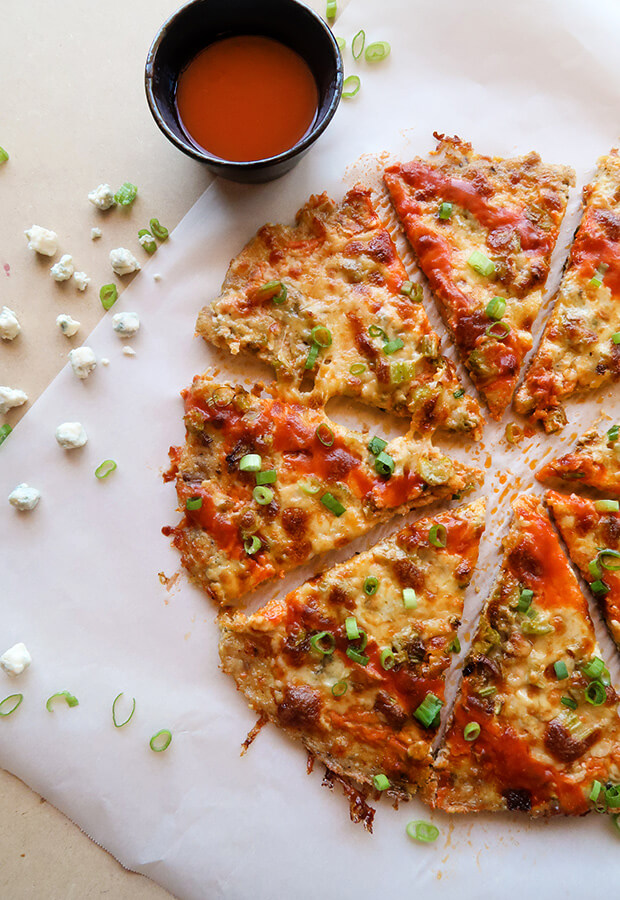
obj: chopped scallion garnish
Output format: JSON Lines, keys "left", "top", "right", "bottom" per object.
{"left": 374, "top": 450, "right": 395, "bottom": 477}
{"left": 320, "top": 492, "right": 346, "bottom": 516}
{"left": 114, "top": 182, "right": 138, "bottom": 206}
{"left": 588, "top": 262, "right": 608, "bottom": 288}
{"left": 478, "top": 685, "right": 497, "bottom": 698}
{"left": 429, "top": 524, "right": 447, "bottom": 548}
{"left": 406, "top": 820, "right": 439, "bottom": 843}
{"left": 46, "top": 691, "right": 79, "bottom": 712}
{"left": 485, "top": 296, "right": 506, "bottom": 320}
{"left": 589, "top": 780, "right": 602, "bottom": 802}
{"left": 0, "top": 423, "right": 12, "bottom": 446}
{"left": 554, "top": 660, "right": 568, "bottom": 680}
{"left": 300, "top": 479, "right": 321, "bottom": 495}
{"left": 349, "top": 362, "right": 366, "bottom": 376}
{"left": 373, "top": 773, "right": 390, "bottom": 791}
{"left": 607, "top": 425, "right": 619, "bottom": 443}
{"left": 438, "top": 202, "right": 452, "bottom": 220}
{"left": 383, "top": 337, "right": 404, "bottom": 355}
{"left": 612, "top": 333, "right": 620, "bottom": 345}
{"left": 463, "top": 721, "right": 481, "bottom": 741}
{"left": 413, "top": 692, "right": 442, "bottom": 728}
{"left": 305, "top": 343, "right": 320, "bottom": 369}
{"left": 448, "top": 636, "right": 461, "bottom": 653}
{"left": 326, "top": 0, "right": 337, "bottom": 19}
{"left": 346, "top": 647, "right": 369, "bottom": 666}
{"left": 561, "top": 696, "right": 577, "bottom": 710}
{"left": 186, "top": 496, "right": 202, "bottom": 511}
{"left": 351, "top": 29, "right": 365, "bottom": 59}
{"left": 316, "top": 423, "right": 335, "bottom": 447}
{"left": 149, "top": 729, "right": 172, "bottom": 752}
{"left": 239, "top": 453, "right": 262, "bottom": 472}
{"left": 591, "top": 579, "right": 610, "bottom": 594}
{"left": 402, "top": 588, "right": 417, "bottom": 609}
{"left": 310, "top": 631, "right": 336, "bottom": 655}
{"left": 363, "top": 575, "right": 379, "bottom": 596}
{"left": 112, "top": 692, "right": 136, "bottom": 728}
{"left": 253, "top": 485, "right": 273, "bottom": 505}
{"left": 345, "top": 616, "right": 360, "bottom": 640}
{"left": 594, "top": 499, "right": 620, "bottom": 513}
{"left": 581, "top": 657, "right": 605, "bottom": 680}
{"left": 453, "top": 389, "right": 464, "bottom": 399}
{"left": 138, "top": 228, "right": 156, "bottom": 254}
{"left": 342, "top": 75, "right": 361, "bottom": 99}
{"left": 95, "top": 459, "right": 117, "bottom": 479}
{"left": 100, "top": 283, "right": 118, "bottom": 310}
{"left": 149, "top": 218, "right": 169, "bottom": 241}
{"left": 368, "top": 324, "right": 388, "bottom": 340}
{"left": 311, "top": 325, "right": 332, "bottom": 347}
{"left": 467, "top": 249, "right": 495, "bottom": 277}
{"left": 332, "top": 680, "right": 347, "bottom": 696}
{"left": 244, "top": 536, "right": 261, "bottom": 555}
{"left": 380, "top": 647, "right": 396, "bottom": 669}
{"left": 368, "top": 436, "right": 387, "bottom": 456}
{"left": 598, "top": 549, "right": 620, "bottom": 570}
{"left": 485, "top": 320, "right": 511, "bottom": 340}
{"left": 255, "top": 469, "right": 277, "bottom": 485}
{"left": 0, "top": 693, "right": 23, "bottom": 717}
{"left": 516, "top": 587, "right": 534, "bottom": 612}
{"left": 585, "top": 681, "right": 607, "bottom": 706}
{"left": 365, "top": 41, "right": 390, "bottom": 62}
{"left": 0, "top": 147, "right": 9, "bottom": 164}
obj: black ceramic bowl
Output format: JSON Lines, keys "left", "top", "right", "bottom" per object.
{"left": 145, "top": 0, "right": 343, "bottom": 183}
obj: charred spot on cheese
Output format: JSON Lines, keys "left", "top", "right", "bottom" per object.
{"left": 503, "top": 788, "right": 532, "bottom": 812}
{"left": 544, "top": 719, "right": 600, "bottom": 763}
{"left": 373, "top": 691, "right": 408, "bottom": 731}
{"left": 277, "top": 684, "right": 323, "bottom": 729}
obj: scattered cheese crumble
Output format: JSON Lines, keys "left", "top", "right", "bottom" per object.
{"left": 69, "top": 346, "right": 97, "bottom": 379}
{"left": 112, "top": 311, "right": 140, "bottom": 338}
{"left": 0, "top": 306, "right": 21, "bottom": 340}
{"left": 153, "top": 273, "right": 162, "bottom": 281}
{"left": 56, "top": 314, "right": 80, "bottom": 337}
{"left": 123, "top": 346, "right": 136, "bottom": 357}
{"left": 88, "top": 183, "right": 115, "bottom": 210}
{"left": 0, "top": 643, "right": 32, "bottom": 677}
{"left": 24, "top": 225, "right": 58, "bottom": 257}
{"left": 50, "top": 254, "right": 74, "bottom": 282}
{"left": 8, "top": 484, "right": 41, "bottom": 511}
{"left": 0, "top": 386, "right": 28, "bottom": 415}
{"left": 73, "top": 271, "right": 90, "bottom": 291}
{"left": 110, "top": 247, "right": 140, "bottom": 276}
{"left": 91, "top": 227, "right": 102, "bottom": 240}
{"left": 55, "top": 422, "right": 88, "bottom": 449}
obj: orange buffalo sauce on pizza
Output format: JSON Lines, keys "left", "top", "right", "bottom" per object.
{"left": 176, "top": 36, "right": 318, "bottom": 162}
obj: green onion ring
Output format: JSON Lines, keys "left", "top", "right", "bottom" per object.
{"left": 0, "top": 423, "right": 12, "bottom": 446}
{"left": 253, "top": 485, "right": 274, "bottom": 505}
{"left": 186, "top": 496, "right": 202, "bottom": 511}
{"left": 310, "top": 631, "right": 336, "bottom": 655}
{"left": 485, "top": 296, "right": 506, "bottom": 320}
{"left": 138, "top": 228, "right": 156, "bottom": 254}
{"left": 114, "top": 182, "right": 138, "bottom": 206}
{"left": 311, "top": 324, "right": 332, "bottom": 347}
{"left": 331, "top": 680, "right": 347, "bottom": 697}
{"left": 585, "top": 681, "right": 607, "bottom": 706}
{"left": 301, "top": 480, "right": 321, "bottom": 495}
{"left": 373, "top": 773, "right": 390, "bottom": 791}
{"left": 485, "top": 320, "right": 511, "bottom": 340}
{"left": 239, "top": 453, "right": 262, "bottom": 472}
{"left": 112, "top": 692, "right": 136, "bottom": 728}
{"left": 316, "top": 423, "right": 335, "bottom": 447}
{"left": 594, "top": 500, "right": 620, "bottom": 513}
{"left": 326, "top": 0, "right": 337, "bottom": 19}
{"left": 429, "top": 523, "right": 447, "bottom": 548}
{"left": 363, "top": 575, "right": 379, "bottom": 596}
{"left": 406, "top": 820, "right": 439, "bottom": 843}
{"left": 244, "top": 536, "right": 262, "bottom": 555}
{"left": 46, "top": 691, "right": 79, "bottom": 712}
{"left": 149, "top": 729, "right": 172, "bottom": 752}
{"left": 255, "top": 469, "right": 277, "bottom": 485}
{"left": 349, "top": 362, "right": 366, "bottom": 376}
{"left": 368, "top": 324, "right": 387, "bottom": 340}
{"left": 463, "top": 721, "right": 481, "bottom": 741}
{"left": 95, "top": 459, "right": 117, "bottom": 479}
{"left": 305, "top": 342, "right": 320, "bottom": 369}
{"left": 598, "top": 549, "right": 620, "bottom": 570}
{"left": 0, "top": 693, "right": 23, "bottom": 717}
{"left": 99, "top": 283, "right": 118, "bottom": 310}
{"left": 149, "top": 218, "right": 169, "bottom": 241}
{"left": 351, "top": 29, "right": 365, "bottom": 59}
{"left": 342, "top": 76, "right": 361, "bottom": 99}
{"left": 365, "top": 41, "right": 391, "bottom": 62}
{"left": 380, "top": 647, "right": 396, "bottom": 670}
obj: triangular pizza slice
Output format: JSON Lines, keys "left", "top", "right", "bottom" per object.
{"left": 537, "top": 426, "right": 620, "bottom": 497}
{"left": 164, "top": 374, "right": 483, "bottom": 606}
{"left": 546, "top": 489, "right": 620, "bottom": 651}
{"left": 384, "top": 134, "right": 574, "bottom": 419}
{"left": 429, "top": 494, "right": 620, "bottom": 815}
{"left": 197, "top": 184, "right": 483, "bottom": 439}
{"left": 220, "top": 499, "right": 486, "bottom": 800}
{"left": 516, "top": 151, "right": 620, "bottom": 431}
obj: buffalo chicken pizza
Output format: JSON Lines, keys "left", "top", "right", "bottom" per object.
{"left": 546, "top": 490, "right": 620, "bottom": 652}
{"left": 197, "top": 184, "right": 483, "bottom": 439}
{"left": 537, "top": 426, "right": 620, "bottom": 497}
{"left": 164, "top": 374, "right": 483, "bottom": 606}
{"left": 384, "top": 134, "right": 574, "bottom": 419}
{"left": 515, "top": 151, "right": 620, "bottom": 431}
{"left": 428, "top": 494, "right": 620, "bottom": 816}
{"left": 219, "top": 499, "right": 486, "bottom": 801}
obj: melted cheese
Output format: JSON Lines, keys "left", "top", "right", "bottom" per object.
{"left": 537, "top": 428, "right": 620, "bottom": 497}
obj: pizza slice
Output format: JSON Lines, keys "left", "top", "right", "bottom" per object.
{"left": 197, "top": 184, "right": 483, "bottom": 439}
{"left": 516, "top": 151, "right": 620, "bottom": 431}
{"left": 219, "top": 499, "right": 486, "bottom": 802}
{"left": 429, "top": 494, "right": 620, "bottom": 816}
{"left": 384, "top": 134, "right": 574, "bottom": 419}
{"left": 164, "top": 373, "right": 483, "bottom": 606}
{"left": 546, "top": 489, "right": 620, "bottom": 651}
{"left": 537, "top": 426, "right": 620, "bottom": 497}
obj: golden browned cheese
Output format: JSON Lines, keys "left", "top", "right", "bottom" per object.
{"left": 429, "top": 494, "right": 620, "bottom": 816}
{"left": 164, "top": 373, "right": 483, "bottom": 607}
{"left": 546, "top": 490, "right": 620, "bottom": 651}
{"left": 515, "top": 151, "right": 620, "bottom": 431}
{"left": 537, "top": 427, "right": 620, "bottom": 496}
{"left": 220, "top": 499, "right": 486, "bottom": 798}
{"left": 384, "top": 134, "right": 574, "bottom": 420}
{"left": 197, "top": 184, "right": 483, "bottom": 439}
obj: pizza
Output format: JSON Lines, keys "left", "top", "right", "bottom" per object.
{"left": 163, "top": 373, "right": 483, "bottom": 606}
{"left": 196, "top": 184, "right": 483, "bottom": 439}
{"left": 515, "top": 151, "right": 620, "bottom": 431}
{"left": 537, "top": 426, "right": 620, "bottom": 497}
{"left": 384, "top": 134, "right": 574, "bottom": 419}
{"left": 428, "top": 493, "right": 620, "bottom": 816}
{"left": 219, "top": 499, "right": 486, "bottom": 802}
{"left": 546, "top": 489, "right": 620, "bottom": 651}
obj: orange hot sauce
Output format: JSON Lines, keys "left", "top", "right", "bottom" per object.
{"left": 176, "top": 35, "right": 319, "bottom": 163}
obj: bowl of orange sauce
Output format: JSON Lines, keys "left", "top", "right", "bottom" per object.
{"left": 145, "top": 0, "right": 343, "bottom": 183}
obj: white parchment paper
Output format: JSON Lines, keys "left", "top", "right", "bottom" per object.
{"left": 3, "top": 1, "right": 620, "bottom": 897}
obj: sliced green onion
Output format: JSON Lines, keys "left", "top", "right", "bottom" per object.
{"left": 258, "top": 280, "right": 287, "bottom": 305}
{"left": 463, "top": 721, "right": 481, "bottom": 741}
{"left": 363, "top": 575, "right": 379, "bottom": 596}
{"left": 588, "top": 263, "right": 608, "bottom": 288}
{"left": 346, "top": 647, "right": 369, "bottom": 666}
{"left": 383, "top": 337, "right": 404, "bottom": 355}
{"left": 485, "top": 296, "right": 506, "bottom": 320}
{"left": 590, "top": 780, "right": 603, "bottom": 802}
{"left": 365, "top": 41, "right": 390, "bottom": 62}
{"left": 413, "top": 692, "right": 442, "bottom": 728}
{"left": 0, "top": 693, "right": 23, "bottom": 717}
{"left": 112, "top": 692, "right": 136, "bottom": 728}
{"left": 401, "top": 281, "right": 423, "bottom": 302}
{"left": 253, "top": 486, "right": 273, "bottom": 505}
{"left": 149, "top": 729, "right": 172, "bottom": 752}
{"left": 486, "top": 321, "right": 511, "bottom": 340}
{"left": 612, "top": 333, "right": 620, "bottom": 345}
{"left": 598, "top": 549, "right": 620, "bottom": 570}
{"left": 390, "top": 360, "right": 415, "bottom": 384}
{"left": 380, "top": 647, "right": 396, "bottom": 669}
{"left": 311, "top": 324, "right": 332, "bottom": 347}
{"left": 449, "top": 636, "right": 461, "bottom": 653}
{"left": 244, "top": 535, "right": 262, "bottom": 555}
{"left": 255, "top": 469, "right": 277, "bottom": 485}
{"left": 373, "top": 773, "right": 390, "bottom": 791}
{"left": 320, "top": 492, "right": 346, "bottom": 516}
{"left": 607, "top": 425, "right": 619, "bottom": 443}
{"left": 516, "top": 587, "right": 534, "bottom": 612}
{"left": 400, "top": 280, "right": 414, "bottom": 296}
{"left": 591, "top": 580, "right": 610, "bottom": 594}
{"left": 100, "top": 283, "right": 118, "bottom": 310}
{"left": 595, "top": 500, "right": 620, "bottom": 513}
{"left": 332, "top": 680, "right": 347, "bottom": 696}
{"left": 310, "top": 631, "right": 336, "bottom": 655}
{"left": 345, "top": 616, "right": 360, "bottom": 640}
{"left": 429, "top": 524, "right": 447, "bottom": 548}
{"left": 368, "top": 436, "right": 387, "bottom": 456}
{"left": 95, "top": 459, "right": 117, "bottom": 479}
{"left": 554, "top": 660, "right": 569, "bottom": 680}
{"left": 0, "top": 423, "right": 12, "bottom": 447}
{"left": 368, "top": 324, "right": 388, "bottom": 340}
{"left": 438, "top": 202, "right": 453, "bottom": 220}
{"left": 305, "top": 343, "right": 320, "bottom": 369}
{"left": 521, "top": 608, "right": 554, "bottom": 635}
{"left": 186, "top": 496, "right": 202, "bottom": 511}
{"left": 336, "top": 37, "right": 346, "bottom": 52}
{"left": 605, "top": 785, "right": 620, "bottom": 808}
{"left": 351, "top": 29, "right": 365, "bottom": 59}
{"left": 138, "top": 228, "right": 156, "bottom": 254}
{"left": 0, "top": 147, "right": 9, "bottom": 164}
{"left": 468, "top": 249, "right": 495, "bottom": 277}
{"left": 406, "top": 820, "right": 439, "bottom": 843}
{"left": 375, "top": 450, "right": 395, "bottom": 477}
{"left": 342, "top": 75, "right": 361, "bottom": 99}
{"left": 326, "top": 0, "right": 337, "bottom": 19}
{"left": 561, "top": 696, "right": 577, "bottom": 710}
{"left": 114, "top": 182, "right": 138, "bottom": 206}
{"left": 350, "top": 362, "right": 366, "bottom": 376}
{"left": 149, "top": 218, "right": 169, "bottom": 241}
{"left": 316, "top": 423, "right": 335, "bottom": 447}
{"left": 589, "top": 557, "right": 603, "bottom": 579}
{"left": 239, "top": 453, "right": 262, "bottom": 472}
{"left": 505, "top": 422, "right": 522, "bottom": 445}
{"left": 585, "top": 681, "right": 607, "bottom": 706}
{"left": 478, "top": 685, "right": 497, "bottom": 698}
{"left": 582, "top": 657, "right": 605, "bottom": 680}
{"left": 301, "top": 479, "right": 321, "bottom": 495}
{"left": 46, "top": 691, "right": 79, "bottom": 712}
{"left": 453, "top": 389, "right": 465, "bottom": 399}
{"left": 403, "top": 588, "right": 417, "bottom": 609}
